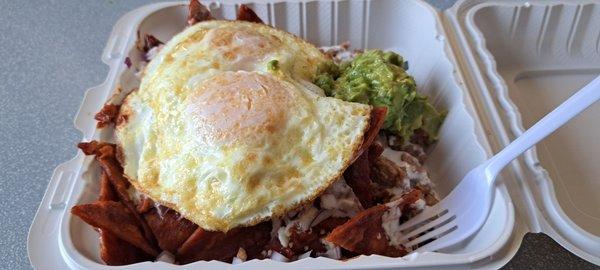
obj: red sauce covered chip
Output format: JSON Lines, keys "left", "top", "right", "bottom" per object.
{"left": 71, "top": 201, "right": 159, "bottom": 256}
{"left": 326, "top": 189, "right": 422, "bottom": 257}
{"left": 343, "top": 153, "right": 376, "bottom": 208}
{"left": 144, "top": 206, "right": 198, "bottom": 254}
{"left": 236, "top": 4, "right": 264, "bottom": 24}
{"left": 177, "top": 222, "right": 271, "bottom": 264}
{"left": 187, "top": 0, "right": 214, "bottom": 26}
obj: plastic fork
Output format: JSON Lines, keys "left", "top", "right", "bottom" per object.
{"left": 396, "top": 75, "right": 600, "bottom": 252}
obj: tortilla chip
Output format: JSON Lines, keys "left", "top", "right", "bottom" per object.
{"left": 177, "top": 222, "right": 271, "bottom": 264}
{"left": 236, "top": 4, "right": 264, "bottom": 24}
{"left": 71, "top": 201, "right": 159, "bottom": 256}
{"left": 326, "top": 189, "right": 421, "bottom": 257}
{"left": 359, "top": 107, "right": 387, "bottom": 155}
{"left": 144, "top": 206, "right": 198, "bottom": 254}
{"left": 99, "top": 229, "right": 153, "bottom": 265}
{"left": 95, "top": 172, "right": 153, "bottom": 264}
{"left": 79, "top": 141, "right": 157, "bottom": 247}
{"left": 343, "top": 153, "right": 375, "bottom": 208}
{"left": 188, "top": 0, "right": 213, "bottom": 26}
{"left": 98, "top": 171, "right": 118, "bottom": 202}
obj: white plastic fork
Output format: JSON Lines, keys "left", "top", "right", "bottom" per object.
{"left": 396, "top": 75, "right": 600, "bottom": 252}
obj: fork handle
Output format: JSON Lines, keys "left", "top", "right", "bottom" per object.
{"left": 484, "top": 75, "right": 600, "bottom": 181}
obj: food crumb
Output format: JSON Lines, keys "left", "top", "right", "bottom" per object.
{"left": 124, "top": 57, "right": 132, "bottom": 68}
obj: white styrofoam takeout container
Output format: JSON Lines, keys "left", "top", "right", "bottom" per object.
{"left": 27, "top": 0, "right": 600, "bottom": 269}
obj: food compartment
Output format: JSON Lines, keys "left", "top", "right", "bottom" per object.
{"left": 48, "top": 1, "right": 514, "bottom": 269}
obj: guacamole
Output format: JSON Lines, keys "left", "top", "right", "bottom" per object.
{"left": 314, "top": 50, "right": 445, "bottom": 145}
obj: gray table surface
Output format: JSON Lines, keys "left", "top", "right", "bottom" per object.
{"left": 0, "top": 0, "right": 597, "bottom": 269}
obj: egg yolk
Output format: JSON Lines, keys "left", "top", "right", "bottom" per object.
{"left": 188, "top": 71, "right": 294, "bottom": 145}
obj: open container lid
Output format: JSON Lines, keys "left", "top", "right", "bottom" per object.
{"left": 444, "top": 0, "right": 600, "bottom": 265}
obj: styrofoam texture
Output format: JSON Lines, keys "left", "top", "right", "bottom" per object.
{"left": 28, "top": 1, "right": 518, "bottom": 269}
{"left": 445, "top": 0, "right": 600, "bottom": 265}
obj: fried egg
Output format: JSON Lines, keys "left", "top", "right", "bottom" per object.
{"left": 116, "top": 20, "right": 372, "bottom": 231}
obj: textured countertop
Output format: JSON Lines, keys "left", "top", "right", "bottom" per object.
{"left": 0, "top": 0, "right": 597, "bottom": 269}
